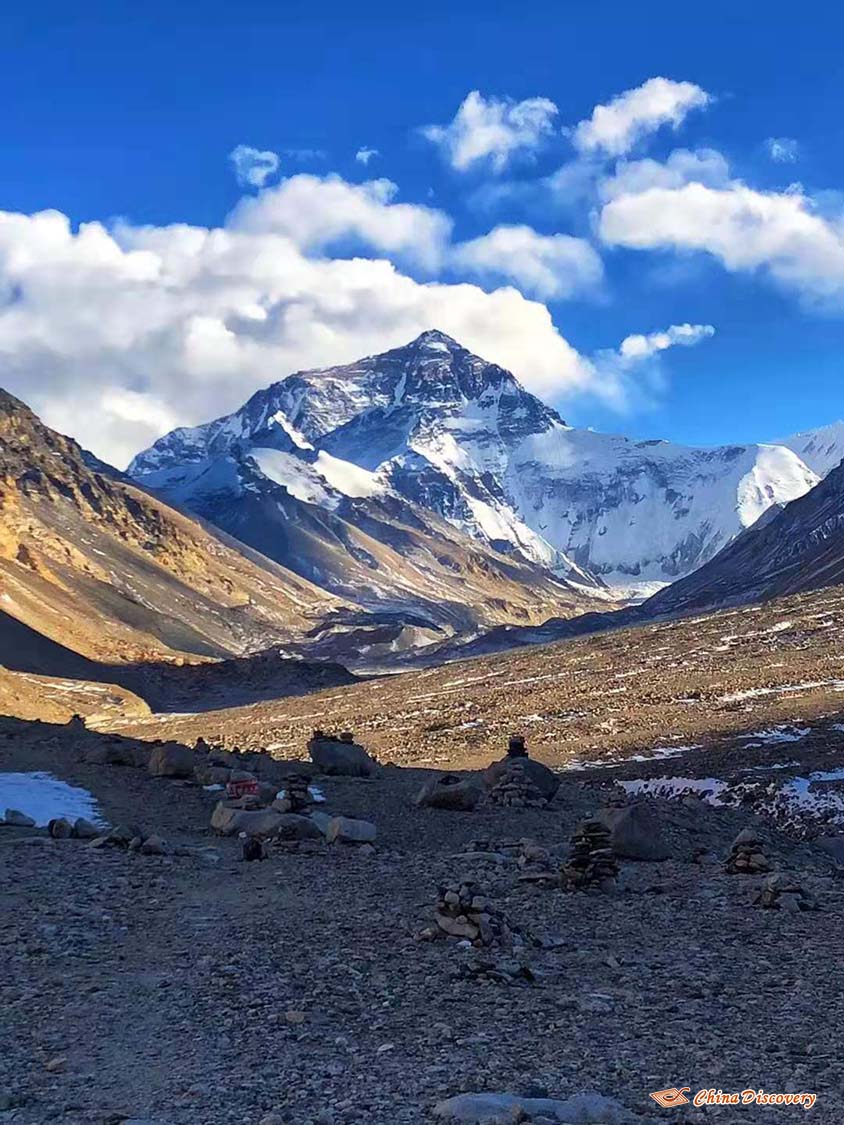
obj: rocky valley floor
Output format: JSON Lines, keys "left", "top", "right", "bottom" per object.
{"left": 3, "top": 716, "right": 844, "bottom": 1124}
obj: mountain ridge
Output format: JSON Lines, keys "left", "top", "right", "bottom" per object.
{"left": 132, "top": 330, "right": 819, "bottom": 594}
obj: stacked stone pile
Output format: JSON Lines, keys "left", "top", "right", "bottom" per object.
{"left": 515, "top": 838, "right": 558, "bottom": 886}
{"left": 561, "top": 819, "right": 620, "bottom": 890}
{"left": 482, "top": 735, "right": 560, "bottom": 803}
{"left": 425, "top": 880, "right": 523, "bottom": 951}
{"left": 725, "top": 827, "right": 772, "bottom": 874}
{"left": 754, "top": 872, "right": 818, "bottom": 912}
{"left": 483, "top": 761, "right": 548, "bottom": 809}
{"left": 276, "top": 773, "right": 313, "bottom": 813}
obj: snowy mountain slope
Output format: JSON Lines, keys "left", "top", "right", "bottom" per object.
{"left": 639, "top": 456, "right": 844, "bottom": 617}
{"left": 780, "top": 421, "right": 844, "bottom": 478}
{"left": 133, "top": 410, "right": 601, "bottom": 638}
{"left": 131, "top": 330, "right": 819, "bottom": 597}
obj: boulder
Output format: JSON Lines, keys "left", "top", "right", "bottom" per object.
{"left": 413, "top": 773, "right": 483, "bottom": 811}
{"left": 308, "top": 810, "right": 333, "bottom": 836}
{"left": 308, "top": 735, "right": 377, "bottom": 778}
{"left": 432, "top": 1091, "right": 638, "bottom": 1123}
{"left": 148, "top": 743, "right": 196, "bottom": 778}
{"left": 483, "top": 756, "right": 560, "bottom": 801}
{"left": 131, "top": 744, "right": 152, "bottom": 768}
{"left": 325, "top": 816, "right": 377, "bottom": 844}
{"left": 210, "top": 802, "right": 287, "bottom": 838}
{"left": 274, "top": 814, "right": 324, "bottom": 841}
{"left": 194, "top": 764, "right": 232, "bottom": 787}
{"left": 48, "top": 818, "right": 74, "bottom": 839}
{"left": 139, "top": 834, "right": 168, "bottom": 856}
{"left": 3, "top": 809, "right": 36, "bottom": 828}
{"left": 596, "top": 802, "right": 671, "bottom": 861}
{"left": 73, "top": 818, "right": 100, "bottom": 839}
{"left": 81, "top": 743, "right": 137, "bottom": 767}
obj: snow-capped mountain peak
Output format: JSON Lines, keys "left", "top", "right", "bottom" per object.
{"left": 131, "top": 332, "right": 821, "bottom": 595}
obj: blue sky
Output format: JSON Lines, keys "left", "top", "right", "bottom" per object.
{"left": 3, "top": 1, "right": 844, "bottom": 464}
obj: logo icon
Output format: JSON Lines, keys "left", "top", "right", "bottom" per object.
{"left": 650, "top": 1088, "right": 691, "bottom": 1109}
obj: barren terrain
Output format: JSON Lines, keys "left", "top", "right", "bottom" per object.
{"left": 116, "top": 584, "right": 844, "bottom": 778}
{"left": 2, "top": 719, "right": 844, "bottom": 1124}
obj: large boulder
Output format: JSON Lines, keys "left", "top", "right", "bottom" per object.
{"left": 413, "top": 773, "right": 483, "bottom": 811}
{"left": 82, "top": 742, "right": 137, "bottom": 767}
{"left": 194, "top": 764, "right": 232, "bottom": 787}
{"left": 308, "top": 734, "right": 377, "bottom": 778}
{"left": 2, "top": 809, "right": 35, "bottom": 827}
{"left": 148, "top": 743, "right": 197, "bottom": 779}
{"left": 325, "top": 816, "right": 377, "bottom": 844}
{"left": 274, "top": 814, "right": 324, "bottom": 841}
{"left": 595, "top": 802, "right": 671, "bottom": 861}
{"left": 482, "top": 756, "right": 559, "bottom": 801}
{"left": 210, "top": 802, "right": 287, "bottom": 838}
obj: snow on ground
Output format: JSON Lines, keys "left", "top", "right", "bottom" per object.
{"left": 720, "top": 679, "right": 844, "bottom": 704}
{"left": 741, "top": 725, "right": 811, "bottom": 746}
{"left": 620, "top": 776, "right": 728, "bottom": 801}
{"left": 622, "top": 767, "right": 844, "bottom": 825}
{"left": 0, "top": 772, "right": 105, "bottom": 827}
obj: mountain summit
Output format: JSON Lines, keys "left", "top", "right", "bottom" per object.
{"left": 131, "top": 332, "right": 818, "bottom": 595}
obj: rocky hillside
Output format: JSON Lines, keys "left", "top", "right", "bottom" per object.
{"left": 0, "top": 387, "right": 346, "bottom": 667}
{"left": 641, "top": 456, "right": 844, "bottom": 617}
{"left": 132, "top": 330, "right": 818, "bottom": 594}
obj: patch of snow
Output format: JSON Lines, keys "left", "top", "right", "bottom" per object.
{"left": 0, "top": 772, "right": 105, "bottom": 827}
{"left": 313, "top": 451, "right": 383, "bottom": 498}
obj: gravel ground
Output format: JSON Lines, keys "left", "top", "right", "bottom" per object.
{"left": 3, "top": 722, "right": 844, "bottom": 1124}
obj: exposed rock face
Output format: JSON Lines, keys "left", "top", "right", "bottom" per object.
{"left": 0, "top": 387, "right": 347, "bottom": 674}
{"left": 308, "top": 731, "right": 378, "bottom": 777}
{"left": 130, "top": 330, "right": 816, "bottom": 596}
{"left": 413, "top": 773, "right": 483, "bottom": 811}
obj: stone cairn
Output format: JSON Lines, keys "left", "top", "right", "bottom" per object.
{"left": 484, "top": 760, "right": 548, "bottom": 809}
{"left": 754, "top": 872, "right": 817, "bottom": 912}
{"left": 277, "top": 772, "right": 313, "bottom": 814}
{"left": 561, "top": 818, "right": 619, "bottom": 890}
{"left": 725, "top": 827, "right": 772, "bottom": 874}
{"left": 419, "top": 880, "right": 521, "bottom": 952}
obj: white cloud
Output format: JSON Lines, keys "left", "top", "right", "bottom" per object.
{"left": 592, "top": 322, "right": 716, "bottom": 411}
{"left": 766, "top": 137, "right": 800, "bottom": 164}
{"left": 422, "top": 90, "right": 558, "bottom": 172}
{"left": 600, "top": 180, "right": 844, "bottom": 303}
{"left": 228, "top": 145, "right": 281, "bottom": 188}
{"left": 572, "top": 77, "right": 712, "bottom": 157}
{"left": 600, "top": 147, "right": 730, "bottom": 200}
{"left": 0, "top": 198, "right": 603, "bottom": 468}
{"left": 355, "top": 147, "right": 379, "bottom": 166}
{"left": 229, "top": 173, "right": 451, "bottom": 270}
{"left": 450, "top": 224, "right": 603, "bottom": 299}
{"left": 619, "top": 322, "right": 715, "bottom": 360}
